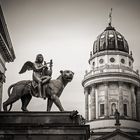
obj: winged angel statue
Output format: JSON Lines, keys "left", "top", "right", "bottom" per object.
{"left": 3, "top": 54, "right": 74, "bottom": 112}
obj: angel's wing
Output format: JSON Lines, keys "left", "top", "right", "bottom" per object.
{"left": 19, "top": 61, "right": 36, "bottom": 74}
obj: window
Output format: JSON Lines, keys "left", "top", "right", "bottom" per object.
{"left": 117, "top": 35, "right": 122, "bottom": 38}
{"left": 123, "top": 104, "right": 127, "bottom": 116}
{"left": 99, "top": 59, "right": 104, "bottom": 64}
{"left": 121, "top": 58, "right": 125, "bottom": 64}
{"left": 110, "top": 57, "right": 115, "bottom": 63}
{"left": 118, "top": 37, "right": 124, "bottom": 51}
{"left": 109, "top": 34, "right": 114, "bottom": 38}
{"left": 108, "top": 34, "right": 115, "bottom": 50}
{"left": 100, "top": 104, "right": 104, "bottom": 116}
{"left": 93, "top": 41, "right": 97, "bottom": 54}
{"left": 100, "top": 35, "right": 106, "bottom": 51}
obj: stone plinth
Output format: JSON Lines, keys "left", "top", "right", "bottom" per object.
{"left": 0, "top": 111, "right": 90, "bottom": 140}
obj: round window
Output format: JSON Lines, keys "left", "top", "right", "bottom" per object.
{"left": 121, "top": 58, "right": 125, "bottom": 64}
{"left": 99, "top": 59, "right": 104, "bottom": 64}
{"left": 110, "top": 57, "right": 115, "bottom": 63}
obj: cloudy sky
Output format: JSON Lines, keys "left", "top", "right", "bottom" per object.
{"left": 0, "top": 0, "right": 140, "bottom": 116}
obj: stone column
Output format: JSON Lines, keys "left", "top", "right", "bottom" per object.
{"left": 104, "top": 82, "right": 109, "bottom": 117}
{"left": 90, "top": 85, "right": 96, "bottom": 120}
{"left": 136, "top": 87, "right": 140, "bottom": 121}
{"left": 85, "top": 88, "right": 89, "bottom": 121}
{"left": 118, "top": 82, "right": 123, "bottom": 116}
{"left": 131, "top": 85, "right": 136, "bottom": 119}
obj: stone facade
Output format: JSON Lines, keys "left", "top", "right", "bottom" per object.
{"left": 0, "top": 111, "right": 90, "bottom": 140}
{"left": 0, "top": 5, "right": 15, "bottom": 110}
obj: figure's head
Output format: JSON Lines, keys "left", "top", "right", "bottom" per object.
{"left": 35, "top": 54, "right": 44, "bottom": 63}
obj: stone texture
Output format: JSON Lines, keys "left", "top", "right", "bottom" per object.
{"left": 0, "top": 111, "right": 90, "bottom": 140}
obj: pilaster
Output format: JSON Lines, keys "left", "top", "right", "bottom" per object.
{"left": 118, "top": 82, "right": 123, "bottom": 116}
{"left": 90, "top": 85, "right": 96, "bottom": 120}
{"left": 104, "top": 82, "right": 109, "bottom": 117}
{"left": 85, "top": 88, "right": 89, "bottom": 121}
{"left": 131, "top": 84, "right": 136, "bottom": 119}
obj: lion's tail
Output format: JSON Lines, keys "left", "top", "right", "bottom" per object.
{"left": 7, "top": 84, "right": 15, "bottom": 111}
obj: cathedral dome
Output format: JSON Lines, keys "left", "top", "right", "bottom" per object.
{"left": 93, "top": 25, "right": 129, "bottom": 55}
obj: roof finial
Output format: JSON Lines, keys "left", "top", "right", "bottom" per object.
{"left": 108, "top": 8, "right": 113, "bottom": 26}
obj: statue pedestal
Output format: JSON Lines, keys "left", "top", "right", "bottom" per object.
{"left": 0, "top": 111, "right": 90, "bottom": 140}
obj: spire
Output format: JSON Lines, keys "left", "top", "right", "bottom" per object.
{"left": 108, "top": 8, "right": 113, "bottom": 26}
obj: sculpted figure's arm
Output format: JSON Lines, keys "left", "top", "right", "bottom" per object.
{"left": 33, "top": 63, "right": 47, "bottom": 72}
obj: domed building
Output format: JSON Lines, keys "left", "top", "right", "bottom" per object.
{"left": 82, "top": 15, "right": 140, "bottom": 139}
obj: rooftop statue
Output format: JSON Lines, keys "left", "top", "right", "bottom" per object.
{"left": 3, "top": 54, "right": 74, "bottom": 112}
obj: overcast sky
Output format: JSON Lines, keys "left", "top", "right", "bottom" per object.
{"left": 0, "top": 0, "right": 140, "bottom": 116}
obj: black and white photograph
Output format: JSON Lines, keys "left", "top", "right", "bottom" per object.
{"left": 0, "top": 0, "right": 140, "bottom": 139}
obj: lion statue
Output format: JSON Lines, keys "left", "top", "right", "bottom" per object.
{"left": 3, "top": 70, "right": 74, "bottom": 112}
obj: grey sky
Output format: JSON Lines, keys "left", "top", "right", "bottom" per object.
{"left": 0, "top": 0, "right": 140, "bottom": 116}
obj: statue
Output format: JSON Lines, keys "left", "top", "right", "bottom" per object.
{"left": 19, "top": 54, "right": 52, "bottom": 99}
{"left": 114, "top": 109, "right": 121, "bottom": 127}
{"left": 3, "top": 55, "right": 74, "bottom": 112}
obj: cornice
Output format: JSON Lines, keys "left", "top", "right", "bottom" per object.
{"left": 0, "top": 57, "right": 6, "bottom": 71}
{"left": 0, "top": 33, "right": 15, "bottom": 62}
{"left": 82, "top": 72, "right": 140, "bottom": 87}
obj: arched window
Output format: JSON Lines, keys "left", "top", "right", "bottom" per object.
{"left": 108, "top": 34, "right": 115, "bottom": 50}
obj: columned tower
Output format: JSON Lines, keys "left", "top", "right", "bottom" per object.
{"left": 82, "top": 18, "right": 140, "bottom": 139}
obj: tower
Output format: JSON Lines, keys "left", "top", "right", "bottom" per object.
{"left": 82, "top": 12, "right": 140, "bottom": 139}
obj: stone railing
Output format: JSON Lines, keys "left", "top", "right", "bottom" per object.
{"left": 84, "top": 65, "right": 139, "bottom": 79}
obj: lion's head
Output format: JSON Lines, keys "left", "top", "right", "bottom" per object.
{"left": 60, "top": 70, "right": 74, "bottom": 82}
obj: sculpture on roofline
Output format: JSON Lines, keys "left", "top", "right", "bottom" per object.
{"left": 3, "top": 54, "right": 74, "bottom": 112}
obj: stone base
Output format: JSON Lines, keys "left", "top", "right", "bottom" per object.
{"left": 0, "top": 111, "right": 90, "bottom": 140}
